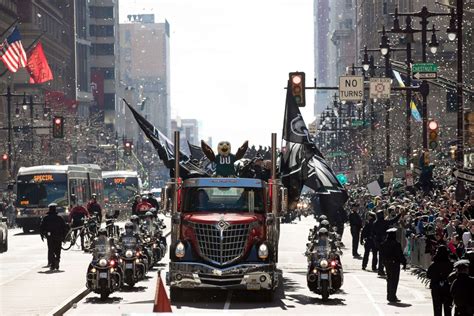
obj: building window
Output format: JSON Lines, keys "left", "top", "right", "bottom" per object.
{"left": 90, "top": 25, "right": 114, "bottom": 37}
{"left": 91, "top": 67, "right": 115, "bottom": 79}
{"left": 90, "top": 43, "right": 114, "bottom": 55}
{"left": 345, "top": 0, "right": 352, "bottom": 8}
{"left": 90, "top": 6, "right": 114, "bottom": 19}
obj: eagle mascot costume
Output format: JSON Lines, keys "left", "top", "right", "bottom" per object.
{"left": 201, "top": 140, "right": 248, "bottom": 177}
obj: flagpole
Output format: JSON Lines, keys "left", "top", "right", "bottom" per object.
{"left": 0, "top": 18, "right": 19, "bottom": 39}
{"left": 0, "top": 31, "right": 45, "bottom": 78}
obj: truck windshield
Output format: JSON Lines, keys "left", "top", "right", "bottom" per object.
{"left": 182, "top": 187, "right": 264, "bottom": 213}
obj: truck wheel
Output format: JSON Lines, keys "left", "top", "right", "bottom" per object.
{"left": 321, "top": 280, "right": 329, "bottom": 301}
{"left": 260, "top": 289, "right": 274, "bottom": 302}
{"left": 170, "top": 288, "right": 183, "bottom": 301}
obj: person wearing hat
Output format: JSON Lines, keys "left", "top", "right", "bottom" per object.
{"left": 450, "top": 260, "right": 474, "bottom": 316}
{"left": 146, "top": 192, "right": 160, "bottom": 210}
{"left": 39, "top": 203, "right": 68, "bottom": 271}
{"left": 349, "top": 207, "right": 363, "bottom": 258}
{"left": 380, "top": 227, "right": 407, "bottom": 303}
{"left": 86, "top": 193, "right": 103, "bottom": 224}
{"left": 427, "top": 245, "right": 453, "bottom": 316}
{"left": 361, "top": 211, "right": 378, "bottom": 271}
{"left": 374, "top": 208, "right": 404, "bottom": 276}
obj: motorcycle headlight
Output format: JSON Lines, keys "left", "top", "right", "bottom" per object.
{"left": 125, "top": 250, "right": 133, "bottom": 258}
{"left": 99, "top": 259, "right": 107, "bottom": 267}
{"left": 258, "top": 243, "right": 269, "bottom": 259}
{"left": 175, "top": 241, "right": 185, "bottom": 258}
{"left": 320, "top": 259, "right": 328, "bottom": 268}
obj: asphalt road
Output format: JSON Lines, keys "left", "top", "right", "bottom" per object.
{"left": 65, "top": 216, "right": 433, "bottom": 316}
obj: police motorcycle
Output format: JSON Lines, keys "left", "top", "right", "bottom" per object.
{"left": 105, "top": 210, "right": 120, "bottom": 240}
{"left": 142, "top": 210, "right": 167, "bottom": 264}
{"left": 306, "top": 228, "right": 343, "bottom": 301}
{"left": 117, "top": 221, "right": 147, "bottom": 287}
{"left": 86, "top": 228, "right": 122, "bottom": 301}
{"left": 132, "top": 214, "right": 156, "bottom": 269}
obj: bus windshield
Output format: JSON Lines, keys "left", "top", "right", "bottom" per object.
{"left": 103, "top": 177, "right": 139, "bottom": 204}
{"left": 17, "top": 174, "right": 68, "bottom": 208}
{"left": 182, "top": 187, "right": 265, "bottom": 213}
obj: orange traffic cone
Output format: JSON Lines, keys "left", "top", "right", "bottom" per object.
{"left": 153, "top": 270, "right": 172, "bottom": 313}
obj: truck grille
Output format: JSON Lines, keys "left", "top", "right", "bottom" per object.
{"left": 193, "top": 222, "right": 250, "bottom": 265}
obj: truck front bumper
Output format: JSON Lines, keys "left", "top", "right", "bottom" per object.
{"left": 168, "top": 262, "right": 278, "bottom": 291}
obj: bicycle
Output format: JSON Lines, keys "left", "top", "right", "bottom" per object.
{"left": 62, "top": 218, "right": 98, "bottom": 251}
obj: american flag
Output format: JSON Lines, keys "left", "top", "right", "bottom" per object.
{"left": 0, "top": 27, "right": 27, "bottom": 73}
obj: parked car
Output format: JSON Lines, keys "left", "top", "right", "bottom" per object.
{"left": 0, "top": 212, "right": 8, "bottom": 253}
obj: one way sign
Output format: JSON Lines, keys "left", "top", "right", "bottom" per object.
{"left": 453, "top": 169, "right": 474, "bottom": 183}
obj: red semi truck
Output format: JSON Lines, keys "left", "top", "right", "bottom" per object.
{"left": 163, "top": 134, "right": 287, "bottom": 301}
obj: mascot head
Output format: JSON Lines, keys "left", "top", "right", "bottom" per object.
{"left": 217, "top": 141, "right": 231, "bottom": 156}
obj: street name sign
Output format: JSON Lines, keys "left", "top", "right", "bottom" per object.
{"left": 339, "top": 76, "right": 364, "bottom": 101}
{"left": 453, "top": 169, "right": 474, "bottom": 184}
{"left": 412, "top": 63, "right": 438, "bottom": 80}
{"left": 369, "top": 78, "right": 391, "bottom": 99}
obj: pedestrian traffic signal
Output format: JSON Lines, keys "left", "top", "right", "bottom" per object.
{"left": 289, "top": 72, "right": 305, "bottom": 107}
{"left": 52, "top": 116, "right": 64, "bottom": 138}
{"left": 1, "top": 154, "right": 7, "bottom": 170}
{"left": 124, "top": 141, "right": 132, "bottom": 156}
{"left": 428, "top": 120, "right": 439, "bottom": 150}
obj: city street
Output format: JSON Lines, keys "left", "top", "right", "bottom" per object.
{"left": 61, "top": 216, "right": 432, "bottom": 315}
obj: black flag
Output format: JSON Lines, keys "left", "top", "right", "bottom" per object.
{"left": 124, "top": 99, "right": 209, "bottom": 179}
{"left": 280, "top": 81, "right": 347, "bottom": 210}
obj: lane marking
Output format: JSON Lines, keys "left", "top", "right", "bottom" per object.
{"left": 352, "top": 274, "right": 384, "bottom": 316}
{"left": 224, "top": 290, "right": 233, "bottom": 310}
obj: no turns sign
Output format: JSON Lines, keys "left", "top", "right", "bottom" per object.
{"left": 339, "top": 76, "right": 364, "bottom": 101}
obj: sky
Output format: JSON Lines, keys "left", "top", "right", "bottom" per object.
{"left": 119, "top": 0, "right": 314, "bottom": 147}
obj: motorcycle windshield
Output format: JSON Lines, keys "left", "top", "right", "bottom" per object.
{"left": 95, "top": 242, "right": 112, "bottom": 257}
{"left": 121, "top": 236, "right": 137, "bottom": 249}
{"left": 314, "top": 243, "right": 330, "bottom": 259}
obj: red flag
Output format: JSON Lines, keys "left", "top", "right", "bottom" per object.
{"left": 26, "top": 42, "right": 53, "bottom": 84}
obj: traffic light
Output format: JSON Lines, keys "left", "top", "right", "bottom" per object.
{"left": 124, "top": 141, "right": 132, "bottom": 156}
{"left": 289, "top": 72, "right": 305, "bottom": 107}
{"left": 52, "top": 116, "right": 64, "bottom": 138}
{"left": 428, "top": 119, "right": 439, "bottom": 150}
{"left": 1, "top": 153, "right": 7, "bottom": 170}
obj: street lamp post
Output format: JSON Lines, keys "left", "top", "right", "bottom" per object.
{"left": 446, "top": 0, "right": 465, "bottom": 200}
{"left": 0, "top": 87, "right": 29, "bottom": 179}
{"left": 387, "top": 15, "right": 417, "bottom": 168}
{"left": 392, "top": 6, "right": 450, "bottom": 152}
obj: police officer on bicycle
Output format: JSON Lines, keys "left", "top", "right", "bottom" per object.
{"left": 87, "top": 194, "right": 103, "bottom": 224}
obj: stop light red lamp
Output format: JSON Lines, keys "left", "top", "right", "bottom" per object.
{"left": 428, "top": 120, "right": 439, "bottom": 150}
{"left": 1, "top": 153, "right": 7, "bottom": 170}
{"left": 52, "top": 116, "right": 64, "bottom": 138}
{"left": 289, "top": 72, "right": 305, "bottom": 107}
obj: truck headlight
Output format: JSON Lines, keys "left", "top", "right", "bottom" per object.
{"left": 258, "top": 243, "right": 269, "bottom": 259}
{"left": 320, "top": 259, "right": 328, "bottom": 268}
{"left": 175, "top": 241, "right": 185, "bottom": 258}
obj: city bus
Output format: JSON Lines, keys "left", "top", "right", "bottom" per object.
{"left": 16, "top": 164, "right": 103, "bottom": 233}
{"left": 102, "top": 170, "right": 142, "bottom": 215}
